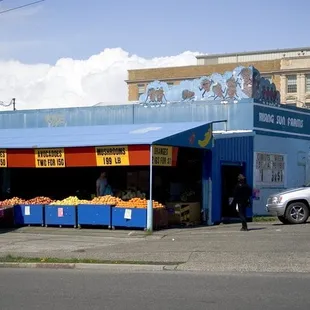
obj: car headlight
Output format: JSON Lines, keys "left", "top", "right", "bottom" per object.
{"left": 271, "top": 196, "right": 283, "bottom": 204}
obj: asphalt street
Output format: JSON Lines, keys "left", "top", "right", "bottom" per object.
{"left": 1, "top": 268, "right": 310, "bottom": 310}
{"left": 2, "top": 222, "right": 310, "bottom": 272}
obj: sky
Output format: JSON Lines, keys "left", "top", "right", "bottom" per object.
{"left": 0, "top": 0, "right": 309, "bottom": 110}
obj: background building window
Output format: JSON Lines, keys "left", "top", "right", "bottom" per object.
{"left": 167, "top": 82, "right": 174, "bottom": 88}
{"left": 138, "top": 84, "right": 145, "bottom": 98}
{"left": 306, "top": 75, "right": 310, "bottom": 93}
{"left": 287, "top": 75, "right": 297, "bottom": 93}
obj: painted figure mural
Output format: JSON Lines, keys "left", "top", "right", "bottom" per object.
{"left": 139, "top": 66, "right": 280, "bottom": 107}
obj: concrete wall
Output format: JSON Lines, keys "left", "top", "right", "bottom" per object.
{"left": 253, "top": 134, "right": 310, "bottom": 215}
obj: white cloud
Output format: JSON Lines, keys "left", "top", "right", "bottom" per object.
{"left": 0, "top": 48, "right": 200, "bottom": 111}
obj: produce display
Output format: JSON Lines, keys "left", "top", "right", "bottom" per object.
{"left": 89, "top": 195, "right": 121, "bottom": 205}
{"left": 0, "top": 196, "right": 54, "bottom": 206}
{"left": 0, "top": 197, "right": 26, "bottom": 206}
{"left": 116, "top": 198, "right": 164, "bottom": 209}
{"left": 180, "top": 189, "right": 196, "bottom": 202}
{"left": 120, "top": 190, "right": 146, "bottom": 200}
{"left": 0, "top": 195, "right": 165, "bottom": 209}
{"left": 25, "top": 196, "right": 54, "bottom": 205}
{"left": 49, "top": 196, "right": 89, "bottom": 205}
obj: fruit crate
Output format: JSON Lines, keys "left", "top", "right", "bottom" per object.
{"left": 77, "top": 205, "right": 112, "bottom": 228}
{"left": 14, "top": 204, "right": 45, "bottom": 226}
{"left": 111, "top": 207, "right": 147, "bottom": 230}
{"left": 45, "top": 205, "right": 77, "bottom": 228}
{"left": 0, "top": 205, "right": 14, "bottom": 228}
{"left": 153, "top": 208, "right": 168, "bottom": 230}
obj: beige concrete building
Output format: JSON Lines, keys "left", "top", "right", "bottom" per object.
{"left": 126, "top": 47, "right": 310, "bottom": 108}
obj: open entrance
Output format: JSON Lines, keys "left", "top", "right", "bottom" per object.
{"left": 221, "top": 164, "right": 244, "bottom": 219}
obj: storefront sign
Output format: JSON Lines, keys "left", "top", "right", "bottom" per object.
{"left": 95, "top": 146, "right": 129, "bottom": 166}
{"left": 34, "top": 148, "right": 66, "bottom": 168}
{"left": 152, "top": 145, "right": 173, "bottom": 166}
{"left": 254, "top": 152, "right": 286, "bottom": 187}
{"left": 254, "top": 104, "right": 310, "bottom": 137}
{"left": 0, "top": 149, "right": 7, "bottom": 167}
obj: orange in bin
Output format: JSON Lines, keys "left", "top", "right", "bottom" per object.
{"left": 115, "top": 198, "right": 164, "bottom": 209}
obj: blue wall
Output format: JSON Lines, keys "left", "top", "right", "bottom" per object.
{"left": 0, "top": 100, "right": 254, "bottom": 131}
{"left": 211, "top": 134, "right": 254, "bottom": 223}
{"left": 253, "top": 134, "right": 310, "bottom": 215}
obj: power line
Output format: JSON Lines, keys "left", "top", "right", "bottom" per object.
{"left": 0, "top": 0, "right": 45, "bottom": 15}
{"left": 0, "top": 98, "right": 16, "bottom": 110}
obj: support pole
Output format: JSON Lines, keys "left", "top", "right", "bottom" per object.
{"left": 147, "top": 144, "right": 153, "bottom": 232}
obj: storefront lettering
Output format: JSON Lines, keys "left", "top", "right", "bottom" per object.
{"left": 152, "top": 146, "right": 173, "bottom": 167}
{"left": 258, "top": 112, "right": 304, "bottom": 128}
{"left": 95, "top": 146, "right": 129, "bottom": 166}
{"left": 0, "top": 149, "right": 7, "bottom": 167}
{"left": 34, "top": 148, "right": 66, "bottom": 168}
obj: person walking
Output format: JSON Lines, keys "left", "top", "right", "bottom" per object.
{"left": 232, "top": 174, "right": 252, "bottom": 231}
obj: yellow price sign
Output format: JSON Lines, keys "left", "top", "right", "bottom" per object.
{"left": 0, "top": 149, "right": 7, "bottom": 167}
{"left": 95, "top": 146, "right": 129, "bottom": 166}
{"left": 152, "top": 145, "right": 173, "bottom": 166}
{"left": 34, "top": 148, "right": 66, "bottom": 168}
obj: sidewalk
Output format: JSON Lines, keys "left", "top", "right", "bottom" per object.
{"left": 1, "top": 222, "right": 310, "bottom": 273}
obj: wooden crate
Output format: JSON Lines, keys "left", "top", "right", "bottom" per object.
{"left": 166, "top": 202, "right": 201, "bottom": 226}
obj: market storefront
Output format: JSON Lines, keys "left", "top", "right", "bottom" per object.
{"left": 0, "top": 121, "right": 214, "bottom": 231}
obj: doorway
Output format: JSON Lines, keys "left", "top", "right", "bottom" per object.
{"left": 221, "top": 164, "right": 245, "bottom": 219}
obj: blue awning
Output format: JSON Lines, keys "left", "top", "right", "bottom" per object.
{"left": 0, "top": 121, "right": 214, "bottom": 149}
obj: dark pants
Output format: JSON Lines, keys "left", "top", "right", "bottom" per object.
{"left": 238, "top": 203, "right": 248, "bottom": 230}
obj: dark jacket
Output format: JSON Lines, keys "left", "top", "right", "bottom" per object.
{"left": 233, "top": 182, "right": 252, "bottom": 206}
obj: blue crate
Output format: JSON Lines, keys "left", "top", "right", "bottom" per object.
{"left": 77, "top": 205, "right": 112, "bottom": 227}
{"left": 14, "top": 204, "right": 44, "bottom": 226}
{"left": 45, "top": 205, "right": 77, "bottom": 227}
{"left": 111, "top": 207, "right": 147, "bottom": 229}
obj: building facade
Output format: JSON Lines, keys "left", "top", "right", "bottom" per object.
{"left": 126, "top": 47, "right": 310, "bottom": 108}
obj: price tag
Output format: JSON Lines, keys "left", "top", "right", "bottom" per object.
{"left": 25, "top": 206, "right": 31, "bottom": 216}
{"left": 57, "top": 208, "right": 64, "bottom": 217}
{"left": 124, "top": 209, "right": 132, "bottom": 220}
{"left": 152, "top": 145, "right": 173, "bottom": 166}
{"left": 0, "top": 149, "right": 7, "bottom": 167}
{"left": 34, "top": 148, "right": 66, "bottom": 168}
{"left": 95, "top": 146, "right": 129, "bottom": 166}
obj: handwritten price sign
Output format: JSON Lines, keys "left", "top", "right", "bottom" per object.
{"left": 34, "top": 148, "right": 66, "bottom": 168}
{"left": 95, "top": 146, "right": 129, "bottom": 166}
{"left": 0, "top": 149, "right": 7, "bottom": 167}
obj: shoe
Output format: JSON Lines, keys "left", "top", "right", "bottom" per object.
{"left": 240, "top": 227, "right": 248, "bottom": 231}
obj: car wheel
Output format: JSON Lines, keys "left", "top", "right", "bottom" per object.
{"left": 286, "top": 202, "right": 309, "bottom": 224}
{"left": 277, "top": 216, "right": 290, "bottom": 224}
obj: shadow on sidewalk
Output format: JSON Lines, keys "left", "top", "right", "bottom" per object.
{"left": 247, "top": 227, "right": 266, "bottom": 231}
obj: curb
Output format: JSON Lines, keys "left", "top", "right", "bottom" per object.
{"left": 0, "top": 262, "right": 178, "bottom": 271}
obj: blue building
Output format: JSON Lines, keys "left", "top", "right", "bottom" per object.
{"left": 1, "top": 66, "right": 309, "bottom": 225}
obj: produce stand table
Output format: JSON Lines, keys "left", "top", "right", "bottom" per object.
{"left": 14, "top": 204, "right": 45, "bottom": 226}
{"left": 111, "top": 207, "right": 147, "bottom": 230}
{"left": 77, "top": 204, "right": 112, "bottom": 228}
{"left": 45, "top": 205, "right": 77, "bottom": 228}
{"left": 0, "top": 205, "right": 14, "bottom": 228}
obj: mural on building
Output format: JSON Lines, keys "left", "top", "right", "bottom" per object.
{"left": 252, "top": 68, "right": 280, "bottom": 106}
{"left": 138, "top": 66, "right": 280, "bottom": 107}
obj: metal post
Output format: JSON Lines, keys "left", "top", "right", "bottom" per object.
{"left": 12, "top": 98, "right": 16, "bottom": 111}
{"left": 147, "top": 144, "right": 153, "bottom": 232}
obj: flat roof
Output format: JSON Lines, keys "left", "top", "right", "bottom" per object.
{"left": 0, "top": 122, "right": 216, "bottom": 149}
{"left": 196, "top": 46, "right": 310, "bottom": 59}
